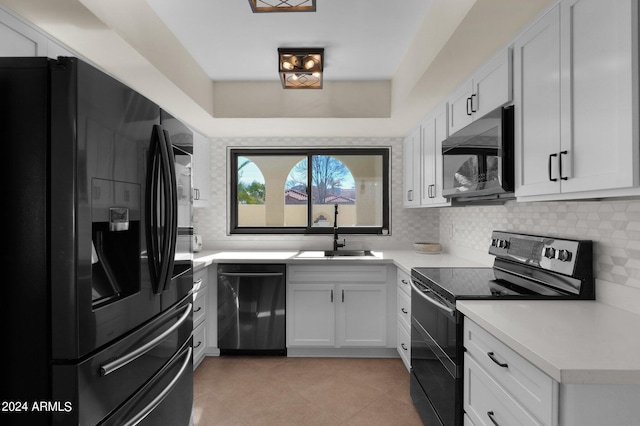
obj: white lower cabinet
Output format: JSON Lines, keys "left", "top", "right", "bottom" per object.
{"left": 287, "top": 264, "right": 392, "bottom": 349}
{"left": 464, "top": 317, "right": 640, "bottom": 426}
{"left": 396, "top": 268, "right": 412, "bottom": 371}
{"left": 288, "top": 283, "right": 335, "bottom": 346}
{"left": 192, "top": 267, "right": 209, "bottom": 369}
{"left": 464, "top": 318, "right": 557, "bottom": 426}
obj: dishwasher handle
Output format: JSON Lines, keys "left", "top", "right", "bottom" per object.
{"left": 218, "top": 272, "right": 284, "bottom": 278}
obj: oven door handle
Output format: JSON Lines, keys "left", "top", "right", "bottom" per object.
{"left": 410, "top": 279, "right": 456, "bottom": 316}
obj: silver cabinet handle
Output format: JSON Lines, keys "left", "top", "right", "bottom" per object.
{"left": 123, "top": 346, "right": 192, "bottom": 426}
{"left": 410, "top": 279, "right": 455, "bottom": 316}
{"left": 407, "top": 190, "right": 413, "bottom": 202}
{"left": 100, "top": 303, "right": 192, "bottom": 376}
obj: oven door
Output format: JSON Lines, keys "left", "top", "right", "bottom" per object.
{"left": 410, "top": 278, "right": 462, "bottom": 426}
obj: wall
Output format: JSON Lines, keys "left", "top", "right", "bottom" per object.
{"left": 439, "top": 199, "right": 640, "bottom": 314}
{"left": 193, "top": 137, "right": 439, "bottom": 251}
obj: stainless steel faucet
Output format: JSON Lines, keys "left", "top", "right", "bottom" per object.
{"left": 333, "top": 204, "right": 345, "bottom": 251}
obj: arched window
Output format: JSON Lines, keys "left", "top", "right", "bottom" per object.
{"left": 237, "top": 156, "right": 265, "bottom": 204}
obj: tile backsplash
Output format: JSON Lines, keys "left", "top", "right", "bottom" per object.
{"left": 439, "top": 199, "right": 640, "bottom": 289}
{"left": 193, "top": 137, "right": 439, "bottom": 251}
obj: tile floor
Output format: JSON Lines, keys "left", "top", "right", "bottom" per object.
{"left": 192, "top": 356, "right": 424, "bottom": 426}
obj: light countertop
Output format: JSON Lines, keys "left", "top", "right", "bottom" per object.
{"left": 192, "top": 249, "right": 640, "bottom": 386}
{"left": 192, "top": 249, "right": 487, "bottom": 273}
{"left": 458, "top": 300, "right": 640, "bottom": 385}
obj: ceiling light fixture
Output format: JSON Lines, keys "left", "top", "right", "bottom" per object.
{"left": 248, "top": 0, "right": 316, "bottom": 13}
{"left": 278, "top": 48, "right": 324, "bottom": 89}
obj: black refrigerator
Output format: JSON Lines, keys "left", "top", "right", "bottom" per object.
{"left": 1, "top": 57, "right": 194, "bottom": 425}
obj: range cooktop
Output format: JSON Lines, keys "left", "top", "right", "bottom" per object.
{"left": 411, "top": 231, "right": 595, "bottom": 304}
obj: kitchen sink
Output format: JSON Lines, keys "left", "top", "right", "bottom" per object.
{"left": 295, "top": 250, "right": 379, "bottom": 259}
{"left": 323, "top": 250, "right": 375, "bottom": 257}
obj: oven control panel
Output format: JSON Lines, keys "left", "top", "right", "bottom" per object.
{"left": 489, "top": 231, "right": 586, "bottom": 276}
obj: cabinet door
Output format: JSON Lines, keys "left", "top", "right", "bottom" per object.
{"left": 192, "top": 130, "right": 210, "bottom": 208}
{"left": 403, "top": 128, "right": 421, "bottom": 207}
{"left": 420, "top": 118, "right": 436, "bottom": 205}
{"left": 0, "top": 8, "right": 47, "bottom": 56}
{"left": 559, "top": 0, "right": 637, "bottom": 193}
{"left": 336, "top": 284, "right": 387, "bottom": 347}
{"left": 474, "top": 48, "right": 512, "bottom": 118}
{"left": 287, "top": 283, "right": 335, "bottom": 346}
{"left": 448, "top": 81, "right": 474, "bottom": 135}
{"left": 432, "top": 104, "right": 450, "bottom": 205}
{"left": 514, "top": 4, "right": 562, "bottom": 197}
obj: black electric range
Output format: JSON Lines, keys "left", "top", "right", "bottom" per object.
{"left": 409, "top": 231, "right": 594, "bottom": 426}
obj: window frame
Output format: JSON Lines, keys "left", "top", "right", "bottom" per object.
{"left": 229, "top": 147, "right": 390, "bottom": 235}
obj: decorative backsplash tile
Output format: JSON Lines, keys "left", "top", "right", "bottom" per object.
{"left": 193, "top": 137, "right": 439, "bottom": 251}
{"left": 194, "top": 135, "right": 640, "bottom": 292}
{"left": 439, "top": 200, "right": 640, "bottom": 289}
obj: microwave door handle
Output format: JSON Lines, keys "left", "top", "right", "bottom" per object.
{"left": 410, "top": 279, "right": 456, "bottom": 316}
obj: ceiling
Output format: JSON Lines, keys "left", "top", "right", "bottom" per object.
{"left": 0, "top": 0, "right": 554, "bottom": 138}
{"left": 145, "top": 0, "right": 434, "bottom": 82}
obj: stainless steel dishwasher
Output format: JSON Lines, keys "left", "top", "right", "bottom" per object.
{"left": 217, "top": 264, "right": 286, "bottom": 355}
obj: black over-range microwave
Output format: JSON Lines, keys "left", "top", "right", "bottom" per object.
{"left": 442, "top": 105, "right": 514, "bottom": 203}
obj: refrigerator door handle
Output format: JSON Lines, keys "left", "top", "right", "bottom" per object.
{"left": 147, "top": 125, "right": 177, "bottom": 294}
{"left": 122, "top": 345, "right": 192, "bottom": 426}
{"left": 100, "top": 302, "right": 192, "bottom": 376}
{"left": 161, "top": 129, "right": 178, "bottom": 292}
{"left": 147, "top": 125, "right": 163, "bottom": 293}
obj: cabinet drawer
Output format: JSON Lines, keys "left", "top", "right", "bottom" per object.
{"left": 193, "top": 286, "right": 207, "bottom": 329}
{"left": 396, "top": 268, "right": 411, "bottom": 296}
{"left": 397, "top": 287, "right": 411, "bottom": 330}
{"left": 193, "top": 267, "right": 208, "bottom": 294}
{"left": 464, "top": 354, "right": 542, "bottom": 426}
{"left": 193, "top": 321, "right": 206, "bottom": 368}
{"left": 289, "top": 265, "right": 388, "bottom": 283}
{"left": 397, "top": 322, "right": 411, "bottom": 371}
{"left": 464, "top": 319, "right": 556, "bottom": 425}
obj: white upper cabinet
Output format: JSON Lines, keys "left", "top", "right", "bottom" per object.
{"left": 192, "top": 130, "right": 210, "bottom": 208}
{"left": 0, "top": 7, "right": 47, "bottom": 56}
{"left": 403, "top": 127, "right": 421, "bottom": 207}
{"left": 420, "top": 103, "right": 450, "bottom": 207}
{"left": 559, "top": 0, "right": 637, "bottom": 193}
{"left": 448, "top": 48, "right": 513, "bottom": 135}
{"left": 403, "top": 102, "right": 451, "bottom": 209}
{"left": 516, "top": 0, "right": 639, "bottom": 199}
{"left": 514, "top": 4, "right": 562, "bottom": 197}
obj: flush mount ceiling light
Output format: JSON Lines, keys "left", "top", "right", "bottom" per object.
{"left": 278, "top": 48, "right": 324, "bottom": 89}
{"left": 248, "top": 0, "right": 316, "bottom": 13}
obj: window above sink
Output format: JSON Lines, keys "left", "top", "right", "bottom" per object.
{"left": 229, "top": 148, "right": 390, "bottom": 236}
